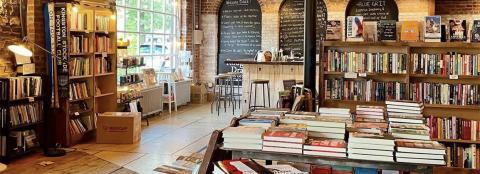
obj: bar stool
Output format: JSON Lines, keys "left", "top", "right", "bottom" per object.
{"left": 249, "top": 79, "right": 271, "bottom": 109}
{"left": 211, "top": 74, "right": 236, "bottom": 116}
{"left": 227, "top": 72, "right": 242, "bottom": 109}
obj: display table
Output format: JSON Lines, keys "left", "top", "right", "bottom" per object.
{"left": 224, "top": 60, "right": 320, "bottom": 113}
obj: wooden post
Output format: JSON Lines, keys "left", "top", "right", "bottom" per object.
{"left": 304, "top": 0, "right": 316, "bottom": 108}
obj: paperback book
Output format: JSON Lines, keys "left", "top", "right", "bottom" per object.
{"left": 424, "top": 16, "right": 441, "bottom": 42}
{"left": 326, "top": 20, "right": 342, "bottom": 41}
{"left": 449, "top": 19, "right": 467, "bottom": 42}
{"left": 346, "top": 16, "right": 364, "bottom": 42}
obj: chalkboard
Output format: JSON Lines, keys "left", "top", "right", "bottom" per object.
{"left": 218, "top": 0, "right": 262, "bottom": 73}
{"left": 279, "top": 0, "right": 327, "bottom": 56}
{"left": 346, "top": 0, "right": 398, "bottom": 21}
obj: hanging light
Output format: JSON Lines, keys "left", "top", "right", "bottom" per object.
{"left": 8, "top": 45, "right": 33, "bottom": 57}
{"left": 72, "top": 5, "right": 79, "bottom": 13}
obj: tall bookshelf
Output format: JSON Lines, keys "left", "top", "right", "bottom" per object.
{"left": 46, "top": 2, "right": 117, "bottom": 147}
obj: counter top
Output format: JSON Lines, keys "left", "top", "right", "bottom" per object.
{"left": 225, "top": 59, "right": 319, "bottom": 65}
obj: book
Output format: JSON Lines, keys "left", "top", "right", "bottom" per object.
{"left": 311, "top": 165, "right": 332, "bottom": 174}
{"left": 348, "top": 142, "right": 394, "bottom": 151}
{"left": 346, "top": 16, "right": 364, "bottom": 42}
{"left": 223, "top": 143, "right": 262, "bottom": 150}
{"left": 263, "top": 141, "right": 303, "bottom": 149}
{"left": 263, "top": 130, "right": 306, "bottom": 143}
{"left": 410, "top": 82, "right": 480, "bottom": 106}
{"left": 69, "top": 57, "right": 90, "bottom": 76}
{"left": 262, "top": 146, "right": 303, "bottom": 154}
{"left": 449, "top": 19, "right": 467, "bottom": 42}
{"left": 309, "top": 132, "right": 345, "bottom": 139}
{"left": 325, "top": 50, "right": 408, "bottom": 74}
{"left": 395, "top": 152, "right": 444, "bottom": 159}
{"left": 356, "top": 105, "right": 385, "bottom": 113}
{"left": 349, "top": 132, "right": 395, "bottom": 146}
{"left": 214, "top": 159, "right": 273, "bottom": 174}
{"left": 304, "top": 138, "right": 346, "bottom": 151}
{"left": 424, "top": 16, "right": 441, "bottom": 42}
{"left": 280, "top": 116, "right": 346, "bottom": 128}
{"left": 303, "top": 150, "right": 347, "bottom": 158}
{"left": 348, "top": 148, "right": 393, "bottom": 156}
{"left": 386, "top": 100, "right": 423, "bottom": 107}
{"left": 238, "top": 118, "right": 275, "bottom": 128}
{"left": 363, "top": 21, "right": 377, "bottom": 42}
{"left": 427, "top": 116, "right": 479, "bottom": 141}
{"left": 307, "top": 126, "right": 345, "bottom": 134}
{"left": 354, "top": 167, "right": 378, "bottom": 174}
{"left": 265, "top": 165, "right": 307, "bottom": 174}
{"left": 379, "top": 20, "right": 397, "bottom": 41}
{"left": 348, "top": 153, "right": 394, "bottom": 162}
{"left": 325, "top": 79, "right": 407, "bottom": 102}
{"left": 223, "top": 138, "right": 263, "bottom": 144}
{"left": 472, "top": 20, "right": 480, "bottom": 42}
{"left": 326, "top": 20, "right": 342, "bottom": 41}
{"left": 411, "top": 52, "right": 480, "bottom": 76}
{"left": 222, "top": 127, "right": 265, "bottom": 139}
{"left": 8, "top": 102, "right": 43, "bottom": 127}
{"left": 7, "top": 76, "right": 42, "bottom": 101}
{"left": 396, "top": 157, "right": 445, "bottom": 165}
{"left": 69, "top": 82, "right": 89, "bottom": 100}
{"left": 400, "top": 21, "right": 420, "bottom": 42}
{"left": 332, "top": 166, "right": 353, "bottom": 174}
{"left": 396, "top": 139, "right": 446, "bottom": 155}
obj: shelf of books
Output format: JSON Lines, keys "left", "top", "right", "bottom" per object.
{"left": 0, "top": 76, "right": 44, "bottom": 163}
{"left": 44, "top": 2, "right": 116, "bottom": 147}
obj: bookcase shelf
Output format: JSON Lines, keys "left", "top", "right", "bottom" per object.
{"left": 70, "top": 53, "right": 92, "bottom": 56}
{"left": 95, "top": 72, "right": 115, "bottom": 77}
{"left": 70, "top": 75, "right": 93, "bottom": 80}
{"left": 424, "top": 104, "right": 480, "bottom": 110}
{"left": 95, "top": 92, "right": 115, "bottom": 98}
{"left": 410, "top": 74, "right": 480, "bottom": 79}
{"left": 9, "top": 121, "right": 44, "bottom": 131}
{"left": 432, "top": 139, "right": 480, "bottom": 144}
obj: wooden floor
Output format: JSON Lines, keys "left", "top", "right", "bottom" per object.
{"left": 4, "top": 104, "right": 237, "bottom": 174}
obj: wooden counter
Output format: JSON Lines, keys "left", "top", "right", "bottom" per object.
{"left": 226, "top": 60, "right": 320, "bottom": 113}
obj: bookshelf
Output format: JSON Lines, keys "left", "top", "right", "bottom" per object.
{"left": 45, "top": 2, "right": 117, "bottom": 147}
{"left": 320, "top": 41, "right": 480, "bottom": 119}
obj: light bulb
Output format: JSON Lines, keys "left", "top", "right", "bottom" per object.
{"left": 110, "top": 14, "right": 116, "bottom": 20}
{"left": 72, "top": 5, "right": 78, "bottom": 13}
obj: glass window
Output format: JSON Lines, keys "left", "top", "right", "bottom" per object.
{"left": 117, "top": 0, "right": 179, "bottom": 72}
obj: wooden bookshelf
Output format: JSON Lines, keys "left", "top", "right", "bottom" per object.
{"left": 45, "top": 2, "right": 117, "bottom": 147}
{"left": 319, "top": 41, "right": 480, "bottom": 119}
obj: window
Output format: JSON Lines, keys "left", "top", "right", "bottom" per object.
{"left": 116, "top": 0, "right": 179, "bottom": 72}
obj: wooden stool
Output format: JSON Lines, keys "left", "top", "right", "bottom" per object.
{"left": 211, "top": 74, "right": 236, "bottom": 116}
{"left": 249, "top": 79, "right": 271, "bottom": 109}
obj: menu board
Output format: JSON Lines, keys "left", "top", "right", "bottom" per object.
{"left": 218, "top": 0, "right": 261, "bottom": 73}
{"left": 346, "top": 0, "right": 398, "bottom": 21}
{"left": 279, "top": 0, "right": 327, "bottom": 56}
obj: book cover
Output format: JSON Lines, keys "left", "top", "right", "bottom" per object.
{"left": 449, "top": 19, "right": 467, "bottom": 42}
{"left": 379, "top": 20, "right": 397, "bottom": 41}
{"left": 311, "top": 165, "right": 332, "bottom": 174}
{"left": 396, "top": 139, "right": 446, "bottom": 150}
{"left": 355, "top": 118, "right": 386, "bottom": 123}
{"left": 346, "top": 16, "right": 364, "bottom": 42}
{"left": 265, "top": 165, "right": 307, "bottom": 174}
{"left": 264, "top": 130, "right": 306, "bottom": 138}
{"left": 424, "top": 16, "right": 441, "bottom": 42}
{"left": 400, "top": 21, "right": 420, "bottom": 42}
{"left": 363, "top": 21, "right": 377, "bottom": 42}
{"left": 326, "top": 20, "right": 342, "bottom": 41}
{"left": 352, "top": 122, "right": 388, "bottom": 129}
{"left": 353, "top": 167, "right": 378, "bottom": 174}
{"left": 306, "top": 138, "right": 346, "bottom": 148}
{"left": 472, "top": 20, "right": 480, "bottom": 42}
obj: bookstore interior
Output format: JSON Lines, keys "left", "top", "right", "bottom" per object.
{"left": 3, "top": 0, "right": 480, "bottom": 173}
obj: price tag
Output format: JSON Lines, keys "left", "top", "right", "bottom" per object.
{"left": 102, "top": 52, "right": 107, "bottom": 57}
{"left": 449, "top": 75, "right": 459, "bottom": 80}
{"left": 359, "top": 73, "right": 367, "bottom": 77}
{"left": 74, "top": 112, "right": 80, "bottom": 116}
{"left": 27, "top": 97, "right": 34, "bottom": 102}
{"left": 345, "top": 72, "right": 358, "bottom": 79}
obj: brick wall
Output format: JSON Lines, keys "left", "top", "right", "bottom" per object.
{"left": 436, "top": 0, "right": 480, "bottom": 15}
{"left": 194, "top": 0, "right": 436, "bottom": 83}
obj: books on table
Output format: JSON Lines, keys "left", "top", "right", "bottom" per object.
{"left": 222, "top": 127, "right": 265, "bottom": 150}
{"left": 238, "top": 118, "right": 276, "bottom": 129}
{"left": 348, "top": 132, "right": 395, "bottom": 162}
{"left": 264, "top": 165, "right": 308, "bottom": 174}
{"left": 262, "top": 130, "right": 306, "bottom": 154}
{"left": 213, "top": 159, "right": 272, "bottom": 174}
{"left": 353, "top": 105, "right": 387, "bottom": 134}
{"left": 395, "top": 139, "right": 446, "bottom": 165}
{"left": 386, "top": 100, "right": 429, "bottom": 140}
{"left": 303, "top": 138, "right": 347, "bottom": 158}
{"left": 280, "top": 111, "right": 348, "bottom": 140}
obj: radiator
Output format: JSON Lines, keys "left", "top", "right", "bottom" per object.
{"left": 139, "top": 85, "right": 164, "bottom": 116}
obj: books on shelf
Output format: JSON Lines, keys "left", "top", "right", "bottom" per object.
{"left": 69, "top": 82, "right": 89, "bottom": 100}
{"left": 70, "top": 12, "right": 88, "bottom": 31}
{"left": 325, "top": 79, "right": 407, "bottom": 102}
{"left": 0, "top": 80, "right": 7, "bottom": 101}
{"left": 7, "top": 129, "right": 39, "bottom": 155}
{"left": 6, "top": 76, "right": 42, "bottom": 101}
{"left": 409, "top": 82, "right": 480, "bottom": 106}
{"left": 95, "top": 36, "right": 112, "bottom": 53}
{"left": 69, "top": 118, "right": 92, "bottom": 135}
{"left": 326, "top": 20, "right": 342, "bottom": 41}
{"left": 262, "top": 129, "right": 306, "bottom": 154}
{"left": 95, "top": 57, "right": 112, "bottom": 74}
{"left": 95, "top": 15, "right": 110, "bottom": 31}
{"left": 347, "top": 132, "right": 395, "bottom": 162}
{"left": 427, "top": 116, "right": 480, "bottom": 141}
{"left": 445, "top": 144, "right": 480, "bottom": 168}
{"left": 411, "top": 53, "right": 480, "bottom": 76}
{"left": 325, "top": 50, "right": 407, "bottom": 74}
{"left": 424, "top": 16, "right": 442, "bottom": 42}
{"left": 303, "top": 138, "right": 347, "bottom": 157}
{"left": 400, "top": 21, "right": 420, "bottom": 42}
{"left": 379, "top": 20, "right": 397, "bottom": 42}
{"left": 449, "top": 19, "right": 467, "bottom": 42}
{"left": 346, "top": 16, "right": 364, "bottom": 42}
{"left": 7, "top": 102, "right": 43, "bottom": 127}
{"left": 222, "top": 127, "right": 265, "bottom": 150}
{"left": 70, "top": 35, "right": 90, "bottom": 53}
{"left": 69, "top": 57, "right": 90, "bottom": 77}
{"left": 395, "top": 139, "right": 446, "bottom": 165}
{"left": 472, "top": 20, "right": 480, "bottom": 42}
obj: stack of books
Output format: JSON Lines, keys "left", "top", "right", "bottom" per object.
{"left": 238, "top": 116, "right": 278, "bottom": 129}
{"left": 262, "top": 129, "right": 306, "bottom": 154}
{"left": 213, "top": 159, "right": 271, "bottom": 174}
{"left": 281, "top": 113, "right": 347, "bottom": 139}
{"left": 303, "top": 138, "right": 347, "bottom": 157}
{"left": 222, "top": 127, "right": 265, "bottom": 150}
{"left": 249, "top": 109, "right": 288, "bottom": 118}
{"left": 386, "top": 101, "right": 430, "bottom": 140}
{"left": 347, "top": 132, "right": 395, "bottom": 162}
{"left": 395, "top": 139, "right": 446, "bottom": 165}
{"left": 352, "top": 105, "right": 388, "bottom": 134}
{"left": 319, "top": 107, "right": 351, "bottom": 118}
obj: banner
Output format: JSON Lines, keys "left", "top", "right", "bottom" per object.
{"left": 54, "top": 4, "right": 69, "bottom": 99}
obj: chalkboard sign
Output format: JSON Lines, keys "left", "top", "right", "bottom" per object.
{"left": 346, "top": 0, "right": 398, "bottom": 21}
{"left": 379, "top": 20, "right": 397, "bottom": 41}
{"left": 279, "top": 0, "right": 327, "bottom": 56}
{"left": 218, "top": 0, "right": 262, "bottom": 73}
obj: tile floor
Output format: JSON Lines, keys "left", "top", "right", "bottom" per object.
{"left": 72, "top": 103, "right": 238, "bottom": 174}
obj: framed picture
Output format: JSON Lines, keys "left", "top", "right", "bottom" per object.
{"left": 0, "top": 0, "right": 27, "bottom": 38}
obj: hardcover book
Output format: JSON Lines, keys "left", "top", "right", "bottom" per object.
{"left": 363, "top": 21, "right": 377, "bottom": 42}
{"left": 306, "top": 138, "right": 346, "bottom": 148}
{"left": 326, "top": 20, "right": 342, "bottom": 41}
{"left": 449, "top": 19, "right": 467, "bottom": 42}
{"left": 425, "top": 16, "right": 441, "bottom": 42}
{"left": 400, "top": 21, "right": 420, "bottom": 42}
{"left": 346, "top": 16, "right": 364, "bottom": 42}
{"left": 379, "top": 20, "right": 397, "bottom": 41}
{"left": 472, "top": 20, "right": 480, "bottom": 42}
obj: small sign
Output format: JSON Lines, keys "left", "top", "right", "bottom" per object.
{"left": 102, "top": 52, "right": 107, "bottom": 57}
{"left": 74, "top": 112, "right": 80, "bottom": 116}
{"left": 345, "top": 72, "right": 358, "bottom": 79}
{"left": 359, "top": 72, "right": 367, "bottom": 77}
{"left": 28, "top": 97, "right": 34, "bottom": 102}
{"left": 449, "top": 75, "right": 459, "bottom": 80}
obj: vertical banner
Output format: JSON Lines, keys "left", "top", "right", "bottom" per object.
{"left": 54, "top": 4, "right": 69, "bottom": 99}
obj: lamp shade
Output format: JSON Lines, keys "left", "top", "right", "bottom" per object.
{"left": 8, "top": 45, "right": 33, "bottom": 57}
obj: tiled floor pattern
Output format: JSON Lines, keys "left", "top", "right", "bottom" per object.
{"left": 72, "top": 103, "right": 238, "bottom": 174}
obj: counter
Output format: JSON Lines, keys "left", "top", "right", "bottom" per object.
{"left": 225, "top": 60, "right": 320, "bottom": 113}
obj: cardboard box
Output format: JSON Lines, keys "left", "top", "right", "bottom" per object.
{"left": 191, "top": 84, "right": 208, "bottom": 104}
{"left": 96, "top": 112, "right": 141, "bottom": 144}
